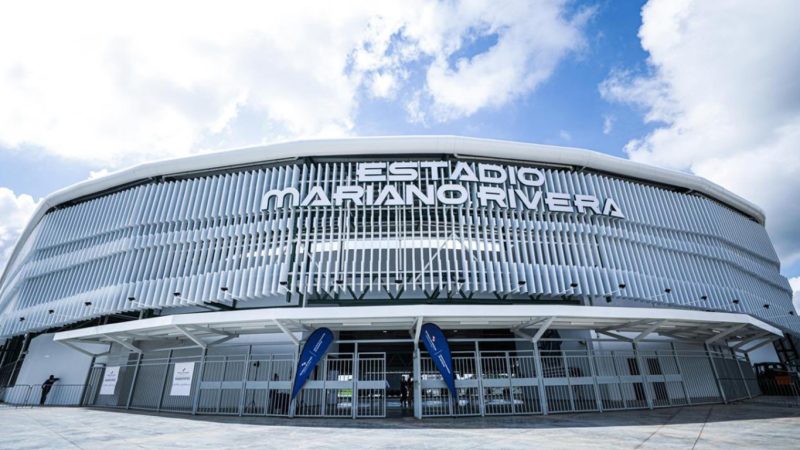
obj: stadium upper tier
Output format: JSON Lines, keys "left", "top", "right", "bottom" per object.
{"left": 0, "top": 136, "right": 793, "bottom": 338}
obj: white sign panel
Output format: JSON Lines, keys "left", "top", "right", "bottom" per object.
{"left": 170, "top": 362, "right": 195, "bottom": 396}
{"left": 99, "top": 366, "right": 120, "bottom": 396}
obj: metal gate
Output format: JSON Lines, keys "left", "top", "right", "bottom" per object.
{"left": 296, "top": 352, "right": 386, "bottom": 418}
{"left": 197, "top": 353, "right": 295, "bottom": 416}
{"left": 420, "top": 351, "right": 481, "bottom": 417}
{"left": 481, "top": 351, "right": 541, "bottom": 415}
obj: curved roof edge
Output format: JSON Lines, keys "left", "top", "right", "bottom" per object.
{"left": 1, "top": 136, "right": 765, "bottom": 284}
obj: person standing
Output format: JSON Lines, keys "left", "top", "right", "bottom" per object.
{"left": 399, "top": 377, "right": 409, "bottom": 408}
{"left": 40, "top": 375, "right": 60, "bottom": 406}
{"left": 269, "top": 373, "right": 290, "bottom": 415}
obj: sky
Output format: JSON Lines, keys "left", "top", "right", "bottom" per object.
{"left": 0, "top": 0, "right": 799, "bottom": 297}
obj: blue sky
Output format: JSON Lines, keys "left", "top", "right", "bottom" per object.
{"left": 0, "top": 0, "right": 798, "bottom": 288}
{"left": 352, "top": 0, "right": 652, "bottom": 155}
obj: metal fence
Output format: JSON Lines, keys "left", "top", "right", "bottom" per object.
{"left": 0, "top": 384, "right": 87, "bottom": 407}
{"left": 0, "top": 340, "right": 770, "bottom": 419}
{"left": 81, "top": 348, "right": 387, "bottom": 418}
{"left": 754, "top": 379, "right": 800, "bottom": 407}
{"left": 417, "top": 345, "right": 756, "bottom": 418}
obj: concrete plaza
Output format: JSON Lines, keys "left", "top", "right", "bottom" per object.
{"left": 1, "top": 399, "right": 798, "bottom": 449}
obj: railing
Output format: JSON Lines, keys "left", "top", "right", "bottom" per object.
{"left": 0, "top": 384, "right": 87, "bottom": 407}
{"left": 753, "top": 378, "right": 800, "bottom": 407}
{"left": 82, "top": 350, "right": 387, "bottom": 419}
{"left": 0, "top": 342, "right": 772, "bottom": 419}
{"left": 417, "top": 346, "right": 755, "bottom": 418}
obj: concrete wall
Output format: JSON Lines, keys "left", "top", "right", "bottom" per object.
{"left": 15, "top": 333, "right": 107, "bottom": 386}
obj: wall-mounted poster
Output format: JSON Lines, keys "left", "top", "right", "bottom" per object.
{"left": 170, "top": 362, "right": 195, "bottom": 396}
{"left": 99, "top": 366, "right": 120, "bottom": 396}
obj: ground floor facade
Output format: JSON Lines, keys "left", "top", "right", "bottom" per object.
{"left": 73, "top": 335, "right": 759, "bottom": 420}
{"left": 0, "top": 305, "right": 779, "bottom": 419}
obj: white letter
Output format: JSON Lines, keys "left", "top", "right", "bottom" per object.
{"left": 357, "top": 162, "right": 386, "bottom": 182}
{"left": 545, "top": 192, "right": 573, "bottom": 213}
{"left": 602, "top": 199, "right": 625, "bottom": 218}
{"left": 508, "top": 166, "right": 517, "bottom": 185}
{"left": 517, "top": 168, "right": 545, "bottom": 187}
{"left": 420, "top": 161, "right": 448, "bottom": 180}
{"left": 507, "top": 189, "right": 517, "bottom": 208}
{"left": 388, "top": 162, "right": 418, "bottom": 181}
{"left": 437, "top": 184, "right": 468, "bottom": 205}
{"left": 478, "top": 164, "right": 507, "bottom": 184}
{"left": 301, "top": 186, "right": 332, "bottom": 207}
{"left": 574, "top": 194, "right": 600, "bottom": 214}
{"left": 515, "top": 189, "right": 542, "bottom": 210}
{"left": 405, "top": 185, "right": 435, "bottom": 205}
{"left": 365, "top": 185, "right": 374, "bottom": 205}
{"left": 477, "top": 186, "right": 507, "bottom": 207}
{"left": 374, "top": 185, "right": 405, "bottom": 206}
{"left": 333, "top": 186, "right": 364, "bottom": 206}
{"left": 261, "top": 187, "right": 300, "bottom": 209}
{"left": 450, "top": 162, "right": 479, "bottom": 182}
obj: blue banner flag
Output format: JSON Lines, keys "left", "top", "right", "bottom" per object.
{"left": 291, "top": 327, "right": 334, "bottom": 400}
{"left": 420, "top": 323, "right": 457, "bottom": 399}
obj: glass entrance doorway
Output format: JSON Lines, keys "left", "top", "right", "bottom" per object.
{"left": 385, "top": 349, "right": 414, "bottom": 417}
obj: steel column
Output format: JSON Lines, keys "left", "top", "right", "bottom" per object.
{"left": 670, "top": 342, "right": 691, "bottom": 405}
{"left": 126, "top": 352, "right": 142, "bottom": 409}
{"left": 731, "top": 348, "right": 751, "bottom": 399}
{"left": 474, "top": 341, "right": 485, "bottom": 417}
{"left": 191, "top": 347, "right": 207, "bottom": 415}
{"left": 289, "top": 342, "right": 301, "bottom": 418}
{"left": 586, "top": 338, "right": 603, "bottom": 412}
{"left": 79, "top": 355, "right": 96, "bottom": 406}
{"left": 632, "top": 342, "right": 653, "bottom": 409}
{"left": 705, "top": 344, "right": 727, "bottom": 404}
{"left": 352, "top": 343, "right": 359, "bottom": 419}
{"left": 532, "top": 343, "right": 548, "bottom": 415}
{"left": 156, "top": 349, "right": 173, "bottom": 412}
{"left": 238, "top": 345, "right": 251, "bottom": 416}
{"left": 413, "top": 348, "right": 422, "bottom": 419}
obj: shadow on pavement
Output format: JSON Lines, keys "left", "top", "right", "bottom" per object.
{"left": 83, "top": 398, "right": 800, "bottom": 430}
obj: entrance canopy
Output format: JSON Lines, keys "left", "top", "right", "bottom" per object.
{"left": 53, "top": 305, "right": 781, "bottom": 355}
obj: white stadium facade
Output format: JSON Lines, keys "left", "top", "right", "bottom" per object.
{"left": 0, "top": 136, "right": 797, "bottom": 418}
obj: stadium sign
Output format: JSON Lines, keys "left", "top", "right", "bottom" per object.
{"left": 261, "top": 161, "right": 624, "bottom": 218}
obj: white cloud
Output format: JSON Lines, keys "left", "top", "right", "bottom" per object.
{"left": 368, "top": 72, "right": 400, "bottom": 99}
{"left": 791, "top": 277, "right": 800, "bottom": 293}
{"left": 405, "top": 91, "right": 427, "bottom": 126}
{"left": 0, "top": 1, "right": 589, "bottom": 168}
{"left": 559, "top": 130, "right": 573, "bottom": 142}
{"left": 88, "top": 169, "right": 111, "bottom": 180}
{"left": 599, "top": 0, "right": 800, "bottom": 268}
{"left": 791, "top": 277, "right": 800, "bottom": 312}
{"left": 0, "top": 1, "right": 374, "bottom": 167}
{"left": 602, "top": 114, "right": 615, "bottom": 135}
{"left": 0, "top": 188, "right": 38, "bottom": 274}
{"left": 408, "top": 1, "right": 592, "bottom": 122}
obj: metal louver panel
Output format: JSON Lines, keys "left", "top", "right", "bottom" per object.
{"left": 0, "top": 157, "right": 794, "bottom": 338}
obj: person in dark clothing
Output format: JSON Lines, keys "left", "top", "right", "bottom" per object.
{"left": 399, "top": 377, "right": 409, "bottom": 407}
{"left": 40, "top": 375, "right": 60, "bottom": 405}
{"left": 269, "top": 373, "right": 289, "bottom": 415}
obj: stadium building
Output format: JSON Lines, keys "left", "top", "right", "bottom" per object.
{"left": 0, "top": 136, "right": 796, "bottom": 419}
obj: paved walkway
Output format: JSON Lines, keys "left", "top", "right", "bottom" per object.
{"left": 1, "top": 400, "right": 799, "bottom": 449}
